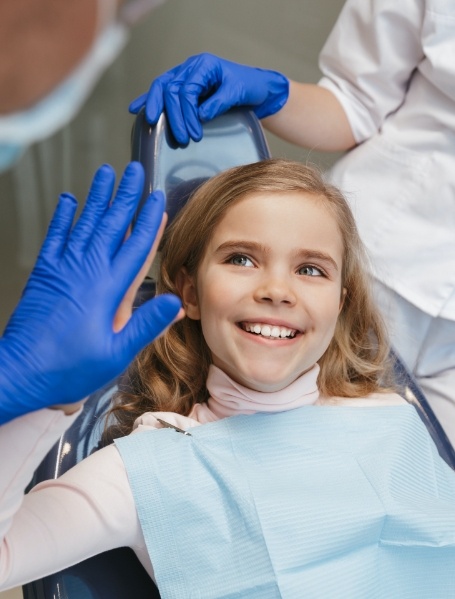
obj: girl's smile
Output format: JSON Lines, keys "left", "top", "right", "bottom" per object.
{"left": 239, "top": 320, "right": 299, "bottom": 340}
{"left": 180, "top": 190, "right": 345, "bottom": 393}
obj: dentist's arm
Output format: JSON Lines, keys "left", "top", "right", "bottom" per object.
{"left": 0, "top": 161, "right": 181, "bottom": 424}
{"left": 263, "top": 80, "right": 356, "bottom": 152}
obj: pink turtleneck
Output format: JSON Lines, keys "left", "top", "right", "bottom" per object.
{"left": 133, "top": 364, "right": 320, "bottom": 434}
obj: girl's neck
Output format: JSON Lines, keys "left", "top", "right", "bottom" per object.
{"left": 133, "top": 364, "right": 321, "bottom": 433}
{"left": 190, "top": 364, "right": 320, "bottom": 422}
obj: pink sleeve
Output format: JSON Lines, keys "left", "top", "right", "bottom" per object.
{"left": 0, "top": 410, "right": 148, "bottom": 590}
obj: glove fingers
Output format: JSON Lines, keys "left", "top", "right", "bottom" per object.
{"left": 38, "top": 193, "right": 78, "bottom": 262}
{"left": 115, "top": 294, "right": 182, "bottom": 360}
{"left": 163, "top": 57, "right": 215, "bottom": 144}
{"left": 90, "top": 162, "right": 145, "bottom": 258}
{"left": 198, "top": 83, "right": 242, "bottom": 122}
{"left": 129, "top": 92, "right": 148, "bottom": 114}
{"left": 145, "top": 67, "right": 180, "bottom": 125}
{"left": 198, "top": 61, "right": 264, "bottom": 121}
{"left": 113, "top": 190, "right": 165, "bottom": 288}
{"left": 69, "top": 164, "right": 116, "bottom": 252}
{"left": 172, "top": 54, "right": 228, "bottom": 143}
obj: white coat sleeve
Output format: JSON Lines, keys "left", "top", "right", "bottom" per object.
{"left": 318, "top": 0, "right": 425, "bottom": 143}
{"left": 0, "top": 409, "right": 146, "bottom": 591}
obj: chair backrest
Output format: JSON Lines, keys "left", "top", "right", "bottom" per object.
{"left": 23, "top": 107, "right": 272, "bottom": 599}
{"left": 131, "top": 106, "right": 271, "bottom": 224}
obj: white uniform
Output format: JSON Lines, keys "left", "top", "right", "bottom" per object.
{"left": 318, "top": 0, "right": 455, "bottom": 443}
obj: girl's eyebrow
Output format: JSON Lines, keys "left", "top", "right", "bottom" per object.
{"left": 215, "top": 241, "right": 339, "bottom": 271}
{"left": 215, "top": 240, "right": 269, "bottom": 254}
{"left": 295, "top": 249, "right": 339, "bottom": 272}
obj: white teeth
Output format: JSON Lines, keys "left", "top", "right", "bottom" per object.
{"left": 243, "top": 322, "right": 297, "bottom": 339}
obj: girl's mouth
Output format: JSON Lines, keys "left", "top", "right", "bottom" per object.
{"left": 239, "top": 322, "right": 298, "bottom": 339}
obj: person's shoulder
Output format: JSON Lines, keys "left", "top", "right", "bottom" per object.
{"left": 318, "top": 392, "right": 407, "bottom": 407}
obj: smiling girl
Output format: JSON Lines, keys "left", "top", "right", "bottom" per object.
{"left": 108, "top": 158, "right": 393, "bottom": 438}
{"left": 1, "top": 159, "right": 454, "bottom": 596}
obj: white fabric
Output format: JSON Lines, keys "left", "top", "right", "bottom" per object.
{"left": 0, "top": 382, "right": 404, "bottom": 590}
{"left": 374, "top": 281, "right": 455, "bottom": 446}
{"left": 318, "top": 0, "right": 455, "bottom": 320}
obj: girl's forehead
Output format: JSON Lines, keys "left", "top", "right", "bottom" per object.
{"left": 214, "top": 190, "right": 341, "bottom": 234}
{"left": 206, "top": 190, "right": 344, "bottom": 263}
{"left": 225, "top": 188, "right": 334, "bottom": 213}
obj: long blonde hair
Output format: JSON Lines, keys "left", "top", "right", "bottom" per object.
{"left": 107, "top": 159, "right": 392, "bottom": 438}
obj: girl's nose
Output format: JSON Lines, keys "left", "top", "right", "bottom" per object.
{"left": 254, "top": 275, "right": 297, "bottom": 306}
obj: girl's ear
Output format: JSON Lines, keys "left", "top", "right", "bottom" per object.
{"left": 175, "top": 267, "right": 201, "bottom": 320}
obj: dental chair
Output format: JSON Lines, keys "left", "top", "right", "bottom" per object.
{"left": 23, "top": 108, "right": 455, "bottom": 599}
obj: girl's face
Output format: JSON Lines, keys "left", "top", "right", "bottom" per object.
{"left": 180, "top": 191, "right": 346, "bottom": 392}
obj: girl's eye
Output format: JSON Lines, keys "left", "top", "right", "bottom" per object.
{"left": 298, "top": 265, "right": 324, "bottom": 277}
{"left": 229, "top": 254, "right": 254, "bottom": 267}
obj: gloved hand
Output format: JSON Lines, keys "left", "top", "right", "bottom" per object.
{"left": 129, "top": 53, "right": 289, "bottom": 145}
{"left": 0, "top": 162, "right": 182, "bottom": 424}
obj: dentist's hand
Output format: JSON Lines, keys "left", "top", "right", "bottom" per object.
{"left": 0, "top": 162, "right": 182, "bottom": 424}
{"left": 129, "top": 53, "right": 289, "bottom": 145}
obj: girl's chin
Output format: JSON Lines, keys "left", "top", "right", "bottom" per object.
{"left": 213, "top": 356, "right": 314, "bottom": 392}
{"left": 229, "top": 369, "right": 304, "bottom": 393}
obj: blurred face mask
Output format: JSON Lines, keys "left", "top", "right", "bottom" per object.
{"left": 0, "top": 24, "right": 127, "bottom": 174}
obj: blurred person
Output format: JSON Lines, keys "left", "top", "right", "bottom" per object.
{"left": 0, "top": 0, "right": 166, "bottom": 172}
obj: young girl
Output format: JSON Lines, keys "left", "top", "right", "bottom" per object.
{"left": 1, "top": 159, "right": 454, "bottom": 597}
{"left": 107, "top": 157, "right": 395, "bottom": 434}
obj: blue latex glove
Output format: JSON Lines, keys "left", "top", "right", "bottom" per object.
{"left": 0, "top": 162, "right": 181, "bottom": 424}
{"left": 129, "top": 53, "right": 289, "bottom": 145}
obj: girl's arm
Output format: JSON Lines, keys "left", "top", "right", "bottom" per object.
{"left": 0, "top": 410, "right": 147, "bottom": 590}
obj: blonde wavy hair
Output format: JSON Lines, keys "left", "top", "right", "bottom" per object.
{"left": 107, "top": 158, "right": 393, "bottom": 439}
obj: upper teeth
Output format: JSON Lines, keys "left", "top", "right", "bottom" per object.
{"left": 243, "top": 322, "right": 297, "bottom": 338}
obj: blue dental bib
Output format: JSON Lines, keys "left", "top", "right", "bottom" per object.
{"left": 115, "top": 405, "right": 455, "bottom": 598}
